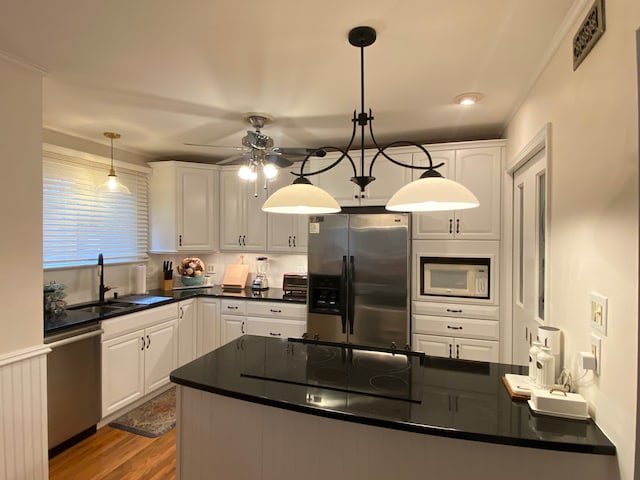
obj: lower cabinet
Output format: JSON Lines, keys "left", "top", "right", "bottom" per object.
{"left": 177, "top": 299, "right": 197, "bottom": 367}
{"left": 101, "top": 304, "right": 178, "bottom": 418}
{"left": 413, "top": 333, "right": 499, "bottom": 362}
{"left": 197, "top": 297, "right": 220, "bottom": 357}
{"left": 220, "top": 299, "right": 306, "bottom": 345}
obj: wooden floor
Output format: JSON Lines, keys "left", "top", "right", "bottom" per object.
{"left": 49, "top": 426, "right": 176, "bottom": 480}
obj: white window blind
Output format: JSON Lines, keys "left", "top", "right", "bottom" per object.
{"left": 43, "top": 153, "right": 149, "bottom": 268}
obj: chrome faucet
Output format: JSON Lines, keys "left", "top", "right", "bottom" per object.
{"left": 98, "top": 253, "right": 112, "bottom": 303}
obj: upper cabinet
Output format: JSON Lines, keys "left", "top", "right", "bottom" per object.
{"left": 311, "top": 149, "right": 413, "bottom": 207}
{"left": 219, "top": 167, "right": 267, "bottom": 251}
{"left": 149, "top": 162, "right": 219, "bottom": 253}
{"left": 266, "top": 172, "right": 308, "bottom": 253}
{"left": 412, "top": 144, "right": 503, "bottom": 240}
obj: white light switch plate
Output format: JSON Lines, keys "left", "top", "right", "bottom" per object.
{"left": 589, "top": 292, "right": 607, "bottom": 335}
{"left": 590, "top": 333, "right": 602, "bottom": 375}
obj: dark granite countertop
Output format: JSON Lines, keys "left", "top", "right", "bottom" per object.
{"left": 170, "top": 335, "right": 616, "bottom": 456}
{"left": 44, "top": 287, "right": 305, "bottom": 337}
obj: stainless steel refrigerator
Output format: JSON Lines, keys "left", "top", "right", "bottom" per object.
{"left": 306, "top": 207, "right": 410, "bottom": 349}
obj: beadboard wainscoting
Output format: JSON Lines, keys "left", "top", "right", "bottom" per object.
{"left": 0, "top": 345, "right": 50, "bottom": 480}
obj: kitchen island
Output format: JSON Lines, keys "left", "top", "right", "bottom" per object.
{"left": 170, "top": 335, "right": 617, "bottom": 480}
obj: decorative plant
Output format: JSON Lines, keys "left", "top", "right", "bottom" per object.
{"left": 177, "top": 257, "right": 205, "bottom": 278}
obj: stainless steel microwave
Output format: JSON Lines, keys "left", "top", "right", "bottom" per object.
{"left": 419, "top": 257, "right": 490, "bottom": 299}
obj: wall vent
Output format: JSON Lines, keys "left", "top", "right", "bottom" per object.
{"left": 573, "top": 0, "right": 606, "bottom": 70}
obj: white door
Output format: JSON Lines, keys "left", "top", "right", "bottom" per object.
{"left": 512, "top": 149, "right": 547, "bottom": 365}
{"left": 102, "top": 331, "right": 145, "bottom": 416}
{"left": 221, "top": 315, "right": 245, "bottom": 345}
{"left": 198, "top": 298, "right": 220, "bottom": 356}
{"left": 412, "top": 334, "right": 453, "bottom": 358}
{"left": 177, "top": 299, "right": 197, "bottom": 367}
{"left": 178, "top": 167, "right": 216, "bottom": 250}
{"left": 454, "top": 338, "right": 499, "bottom": 362}
{"left": 144, "top": 319, "right": 178, "bottom": 393}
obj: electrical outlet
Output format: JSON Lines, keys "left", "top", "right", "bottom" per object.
{"left": 590, "top": 333, "right": 602, "bottom": 375}
{"left": 206, "top": 264, "right": 215, "bottom": 273}
{"left": 589, "top": 292, "right": 608, "bottom": 335}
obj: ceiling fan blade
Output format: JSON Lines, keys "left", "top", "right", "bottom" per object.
{"left": 272, "top": 147, "right": 326, "bottom": 158}
{"left": 217, "top": 154, "right": 248, "bottom": 165}
{"left": 265, "top": 153, "right": 293, "bottom": 168}
{"left": 184, "top": 142, "right": 246, "bottom": 151}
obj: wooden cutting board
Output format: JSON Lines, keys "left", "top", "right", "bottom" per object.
{"left": 222, "top": 263, "right": 249, "bottom": 290}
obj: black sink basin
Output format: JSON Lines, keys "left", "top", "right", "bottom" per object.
{"left": 68, "top": 301, "right": 137, "bottom": 315}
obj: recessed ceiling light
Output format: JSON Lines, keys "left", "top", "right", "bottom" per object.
{"left": 454, "top": 92, "right": 484, "bottom": 106}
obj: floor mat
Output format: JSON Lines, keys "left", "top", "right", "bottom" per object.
{"left": 108, "top": 387, "right": 176, "bottom": 438}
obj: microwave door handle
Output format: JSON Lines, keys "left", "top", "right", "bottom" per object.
{"left": 348, "top": 255, "right": 355, "bottom": 335}
{"left": 340, "top": 256, "right": 348, "bottom": 334}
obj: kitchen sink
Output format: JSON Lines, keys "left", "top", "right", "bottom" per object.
{"left": 68, "top": 301, "right": 137, "bottom": 315}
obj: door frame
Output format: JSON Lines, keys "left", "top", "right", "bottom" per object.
{"left": 501, "top": 123, "right": 551, "bottom": 363}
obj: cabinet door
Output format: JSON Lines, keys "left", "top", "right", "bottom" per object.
{"left": 198, "top": 298, "right": 220, "bottom": 356}
{"left": 178, "top": 167, "right": 217, "bottom": 250}
{"left": 244, "top": 188, "right": 267, "bottom": 250}
{"left": 221, "top": 315, "right": 245, "bottom": 345}
{"left": 102, "top": 330, "right": 145, "bottom": 417}
{"left": 220, "top": 169, "right": 246, "bottom": 250}
{"left": 361, "top": 151, "right": 413, "bottom": 206}
{"left": 144, "top": 319, "right": 178, "bottom": 393}
{"left": 454, "top": 338, "right": 499, "bottom": 362}
{"left": 454, "top": 147, "right": 501, "bottom": 240}
{"left": 412, "top": 150, "right": 455, "bottom": 239}
{"left": 178, "top": 299, "right": 197, "bottom": 367}
{"left": 412, "top": 334, "right": 453, "bottom": 358}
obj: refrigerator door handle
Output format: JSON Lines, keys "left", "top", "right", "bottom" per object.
{"left": 348, "top": 255, "right": 355, "bottom": 335}
{"left": 340, "top": 256, "right": 348, "bottom": 334}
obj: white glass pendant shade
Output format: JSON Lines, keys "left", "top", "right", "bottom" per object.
{"left": 263, "top": 163, "right": 278, "bottom": 179}
{"left": 262, "top": 180, "right": 341, "bottom": 214}
{"left": 386, "top": 176, "right": 479, "bottom": 212}
{"left": 97, "top": 168, "right": 130, "bottom": 194}
{"left": 238, "top": 164, "right": 257, "bottom": 181}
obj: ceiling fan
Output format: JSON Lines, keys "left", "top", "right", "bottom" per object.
{"left": 184, "top": 113, "right": 326, "bottom": 171}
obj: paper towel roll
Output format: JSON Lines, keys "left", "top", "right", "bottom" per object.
{"left": 135, "top": 264, "right": 147, "bottom": 294}
{"left": 537, "top": 326, "right": 562, "bottom": 355}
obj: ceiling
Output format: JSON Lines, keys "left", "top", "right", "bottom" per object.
{"left": 1, "top": 0, "right": 580, "bottom": 163}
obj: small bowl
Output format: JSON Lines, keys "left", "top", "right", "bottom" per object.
{"left": 181, "top": 275, "right": 205, "bottom": 287}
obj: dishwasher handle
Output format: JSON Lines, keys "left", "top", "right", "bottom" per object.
{"left": 46, "top": 328, "right": 103, "bottom": 349}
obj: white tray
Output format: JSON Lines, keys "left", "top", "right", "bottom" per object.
{"left": 527, "top": 400, "right": 590, "bottom": 421}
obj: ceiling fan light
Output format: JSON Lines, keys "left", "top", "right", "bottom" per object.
{"left": 386, "top": 176, "right": 479, "bottom": 212}
{"left": 238, "top": 164, "right": 257, "bottom": 181}
{"left": 262, "top": 181, "right": 341, "bottom": 214}
{"left": 263, "top": 163, "right": 278, "bottom": 179}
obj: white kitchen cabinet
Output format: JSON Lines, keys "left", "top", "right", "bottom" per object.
{"left": 266, "top": 173, "right": 308, "bottom": 252}
{"left": 101, "top": 304, "right": 178, "bottom": 417}
{"left": 413, "top": 333, "right": 499, "bottom": 362}
{"left": 220, "top": 299, "right": 247, "bottom": 345}
{"left": 149, "top": 161, "right": 219, "bottom": 252}
{"left": 197, "top": 297, "right": 220, "bottom": 356}
{"left": 177, "top": 299, "right": 196, "bottom": 367}
{"left": 312, "top": 149, "right": 413, "bottom": 206}
{"left": 219, "top": 168, "right": 267, "bottom": 251}
{"left": 412, "top": 144, "right": 503, "bottom": 240}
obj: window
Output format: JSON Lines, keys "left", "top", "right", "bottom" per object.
{"left": 43, "top": 148, "right": 149, "bottom": 268}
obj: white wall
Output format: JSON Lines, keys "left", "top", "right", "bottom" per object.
{"left": 504, "top": 1, "right": 639, "bottom": 478}
{"left": 0, "top": 56, "right": 44, "bottom": 354}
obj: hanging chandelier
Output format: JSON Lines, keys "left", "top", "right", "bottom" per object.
{"left": 97, "top": 132, "right": 130, "bottom": 194}
{"left": 262, "top": 26, "right": 480, "bottom": 214}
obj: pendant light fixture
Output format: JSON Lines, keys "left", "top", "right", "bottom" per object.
{"left": 98, "top": 132, "right": 130, "bottom": 194}
{"left": 262, "top": 26, "right": 479, "bottom": 215}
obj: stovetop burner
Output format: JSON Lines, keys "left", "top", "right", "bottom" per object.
{"left": 240, "top": 338, "right": 424, "bottom": 403}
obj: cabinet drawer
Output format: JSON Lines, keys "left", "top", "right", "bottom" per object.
{"left": 102, "top": 304, "right": 178, "bottom": 340}
{"left": 245, "top": 317, "right": 306, "bottom": 339}
{"left": 412, "top": 301, "right": 499, "bottom": 320}
{"left": 413, "top": 314, "right": 499, "bottom": 340}
{"left": 246, "top": 301, "right": 306, "bottom": 320}
{"left": 221, "top": 299, "right": 246, "bottom": 315}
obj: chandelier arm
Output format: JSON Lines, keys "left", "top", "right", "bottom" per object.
{"left": 293, "top": 147, "right": 356, "bottom": 179}
{"left": 368, "top": 141, "right": 444, "bottom": 177}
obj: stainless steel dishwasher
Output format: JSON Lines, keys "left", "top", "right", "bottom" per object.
{"left": 45, "top": 322, "right": 102, "bottom": 456}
